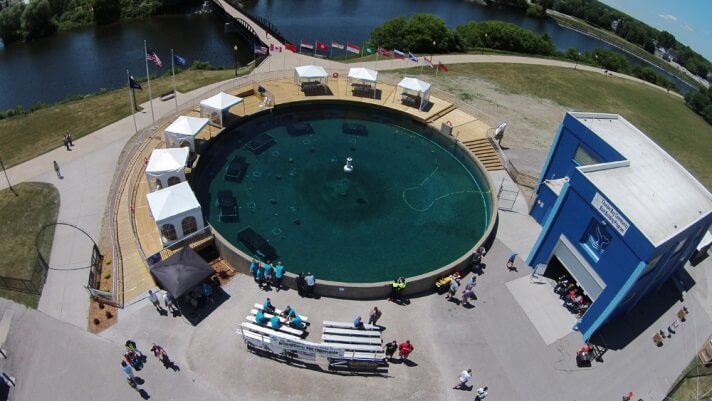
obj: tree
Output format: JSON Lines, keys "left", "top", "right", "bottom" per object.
{"left": 657, "top": 30, "right": 676, "bottom": 49}
{"left": 369, "top": 16, "right": 408, "bottom": 50}
{"left": 21, "top": 0, "right": 57, "bottom": 40}
{"left": 93, "top": 0, "right": 120, "bottom": 25}
{"left": 0, "top": 2, "right": 24, "bottom": 44}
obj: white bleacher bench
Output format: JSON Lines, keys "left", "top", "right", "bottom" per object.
{"left": 345, "top": 351, "right": 386, "bottom": 360}
{"left": 239, "top": 322, "right": 301, "bottom": 341}
{"left": 254, "top": 304, "right": 309, "bottom": 322}
{"left": 322, "top": 327, "right": 381, "bottom": 337}
{"left": 323, "top": 320, "right": 378, "bottom": 331}
{"left": 331, "top": 343, "right": 384, "bottom": 353}
{"left": 250, "top": 309, "right": 307, "bottom": 327}
{"left": 245, "top": 316, "right": 304, "bottom": 337}
{"left": 322, "top": 334, "right": 382, "bottom": 346}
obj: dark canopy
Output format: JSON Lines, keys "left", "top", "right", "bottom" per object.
{"left": 150, "top": 247, "right": 214, "bottom": 298}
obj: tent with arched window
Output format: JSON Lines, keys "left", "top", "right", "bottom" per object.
{"left": 347, "top": 67, "right": 378, "bottom": 98}
{"left": 145, "top": 147, "right": 189, "bottom": 192}
{"left": 164, "top": 116, "right": 209, "bottom": 152}
{"left": 294, "top": 65, "right": 328, "bottom": 94}
{"left": 146, "top": 181, "right": 204, "bottom": 246}
{"left": 199, "top": 92, "right": 245, "bottom": 128}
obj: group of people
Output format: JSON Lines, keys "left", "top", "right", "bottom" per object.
{"left": 353, "top": 306, "right": 383, "bottom": 329}
{"left": 383, "top": 339, "right": 415, "bottom": 361}
{"left": 445, "top": 273, "right": 478, "bottom": 306}
{"left": 554, "top": 275, "right": 590, "bottom": 317}
{"left": 249, "top": 259, "right": 287, "bottom": 291}
{"left": 121, "top": 340, "right": 177, "bottom": 390}
{"left": 148, "top": 289, "right": 177, "bottom": 314}
{"left": 388, "top": 277, "right": 407, "bottom": 302}
{"left": 295, "top": 272, "right": 316, "bottom": 297}
{"left": 452, "top": 368, "right": 489, "bottom": 399}
{"left": 255, "top": 298, "right": 306, "bottom": 330}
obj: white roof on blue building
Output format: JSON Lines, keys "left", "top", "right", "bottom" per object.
{"left": 571, "top": 112, "right": 712, "bottom": 246}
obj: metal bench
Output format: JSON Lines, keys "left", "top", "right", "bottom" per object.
{"left": 323, "top": 320, "right": 378, "bottom": 331}
{"left": 239, "top": 322, "right": 301, "bottom": 341}
{"left": 322, "top": 327, "right": 381, "bottom": 337}
{"left": 322, "top": 334, "right": 382, "bottom": 345}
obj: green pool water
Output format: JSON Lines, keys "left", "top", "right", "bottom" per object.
{"left": 192, "top": 102, "right": 492, "bottom": 283}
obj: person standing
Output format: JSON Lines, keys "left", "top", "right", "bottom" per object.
{"left": 163, "top": 292, "right": 175, "bottom": 313}
{"left": 53, "top": 161, "right": 62, "bottom": 179}
{"left": 446, "top": 276, "right": 460, "bottom": 300}
{"left": 66, "top": 132, "right": 74, "bottom": 147}
{"left": 475, "top": 386, "right": 489, "bottom": 400}
{"left": 274, "top": 261, "right": 285, "bottom": 290}
{"left": 295, "top": 273, "right": 307, "bottom": 297}
{"left": 121, "top": 360, "right": 136, "bottom": 385}
{"left": 453, "top": 369, "right": 472, "bottom": 389}
{"left": 368, "top": 306, "right": 382, "bottom": 326}
{"left": 150, "top": 343, "right": 171, "bottom": 367}
{"left": 249, "top": 259, "right": 259, "bottom": 282}
{"left": 305, "top": 272, "right": 316, "bottom": 297}
{"left": 63, "top": 135, "right": 71, "bottom": 151}
{"left": 264, "top": 260, "right": 274, "bottom": 286}
{"left": 384, "top": 340, "right": 398, "bottom": 361}
{"left": 506, "top": 253, "right": 518, "bottom": 271}
{"left": 147, "top": 290, "right": 162, "bottom": 313}
{"left": 461, "top": 285, "right": 476, "bottom": 306}
{"left": 255, "top": 264, "right": 265, "bottom": 288}
{"left": 398, "top": 340, "right": 414, "bottom": 360}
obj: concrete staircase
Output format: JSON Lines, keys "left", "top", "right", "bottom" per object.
{"left": 463, "top": 138, "right": 504, "bottom": 171}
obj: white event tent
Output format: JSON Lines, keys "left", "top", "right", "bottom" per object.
{"left": 294, "top": 65, "right": 328, "bottom": 94}
{"left": 347, "top": 67, "right": 378, "bottom": 98}
{"left": 199, "top": 92, "right": 245, "bottom": 128}
{"left": 164, "top": 116, "right": 209, "bottom": 152}
{"left": 145, "top": 147, "right": 189, "bottom": 192}
{"left": 146, "top": 181, "right": 205, "bottom": 246}
{"left": 396, "top": 77, "right": 432, "bottom": 111}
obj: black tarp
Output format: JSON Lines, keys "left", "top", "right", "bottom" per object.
{"left": 150, "top": 247, "right": 214, "bottom": 298}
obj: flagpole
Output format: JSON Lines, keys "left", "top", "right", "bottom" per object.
{"left": 329, "top": 41, "right": 332, "bottom": 60}
{"left": 143, "top": 40, "right": 156, "bottom": 126}
{"left": 171, "top": 49, "right": 178, "bottom": 113}
{"left": 126, "top": 70, "right": 139, "bottom": 144}
{"left": 313, "top": 40, "right": 316, "bottom": 57}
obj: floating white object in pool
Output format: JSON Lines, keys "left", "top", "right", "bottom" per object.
{"left": 343, "top": 157, "right": 354, "bottom": 173}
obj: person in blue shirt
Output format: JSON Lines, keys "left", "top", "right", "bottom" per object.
{"left": 249, "top": 259, "right": 259, "bottom": 281}
{"left": 354, "top": 315, "right": 364, "bottom": 329}
{"left": 289, "top": 314, "right": 305, "bottom": 329}
{"left": 281, "top": 305, "right": 295, "bottom": 319}
{"left": 274, "top": 261, "right": 285, "bottom": 290}
{"left": 264, "top": 261, "right": 274, "bottom": 286}
{"left": 270, "top": 315, "right": 281, "bottom": 329}
{"left": 255, "top": 265, "right": 265, "bottom": 287}
{"left": 263, "top": 298, "right": 275, "bottom": 314}
{"left": 255, "top": 309, "right": 267, "bottom": 324}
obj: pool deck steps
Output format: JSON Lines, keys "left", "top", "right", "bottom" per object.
{"left": 463, "top": 138, "right": 504, "bottom": 171}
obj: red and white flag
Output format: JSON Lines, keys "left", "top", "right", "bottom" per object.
{"left": 423, "top": 56, "right": 434, "bottom": 68}
{"left": 316, "top": 41, "right": 329, "bottom": 51}
{"left": 438, "top": 61, "right": 449, "bottom": 72}
{"left": 286, "top": 43, "right": 298, "bottom": 52}
{"left": 378, "top": 47, "right": 392, "bottom": 57}
{"left": 331, "top": 41, "right": 344, "bottom": 50}
{"left": 300, "top": 41, "right": 314, "bottom": 50}
{"left": 146, "top": 49, "right": 162, "bottom": 67}
{"left": 346, "top": 42, "right": 360, "bottom": 54}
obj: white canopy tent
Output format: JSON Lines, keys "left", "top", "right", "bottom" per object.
{"left": 396, "top": 77, "right": 432, "bottom": 111}
{"left": 164, "top": 116, "right": 209, "bottom": 152}
{"left": 200, "top": 92, "right": 245, "bottom": 128}
{"left": 294, "top": 65, "right": 328, "bottom": 94}
{"left": 146, "top": 181, "right": 205, "bottom": 246}
{"left": 145, "top": 147, "right": 189, "bottom": 192}
{"left": 347, "top": 67, "right": 378, "bottom": 98}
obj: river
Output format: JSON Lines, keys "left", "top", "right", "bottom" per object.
{"left": 0, "top": 0, "right": 691, "bottom": 110}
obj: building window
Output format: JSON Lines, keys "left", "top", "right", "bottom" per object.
{"left": 573, "top": 145, "right": 600, "bottom": 166}
{"left": 581, "top": 220, "right": 611, "bottom": 262}
{"left": 160, "top": 224, "right": 177, "bottom": 242}
{"left": 182, "top": 216, "right": 198, "bottom": 236}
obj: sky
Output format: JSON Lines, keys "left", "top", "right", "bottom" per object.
{"left": 600, "top": 0, "right": 712, "bottom": 61}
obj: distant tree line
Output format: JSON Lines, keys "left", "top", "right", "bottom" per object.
{"left": 684, "top": 88, "right": 712, "bottom": 125}
{"left": 0, "top": 0, "right": 199, "bottom": 44}
{"left": 527, "top": 0, "right": 711, "bottom": 79}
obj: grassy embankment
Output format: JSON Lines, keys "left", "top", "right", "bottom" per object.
{"left": 444, "top": 63, "right": 712, "bottom": 190}
{"left": 547, "top": 11, "right": 698, "bottom": 88}
{"left": 0, "top": 68, "right": 240, "bottom": 168}
{"left": 0, "top": 183, "right": 59, "bottom": 308}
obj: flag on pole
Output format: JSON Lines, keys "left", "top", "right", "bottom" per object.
{"left": 285, "top": 43, "right": 297, "bottom": 52}
{"left": 173, "top": 54, "right": 188, "bottom": 67}
{"left": 146, "top": 49, "right": 162, "bottom": 67}
{"left": 346, "top": 42, "right": 360, "bottom": 54}
{"left": 438, "top": 61, "right": 449, "bottom": 72}
{"left": 270, "top": 43, "right": 274, "bottom": 51}
{"left": 364, "top": 46, "right": 374, "bottom": 54}
{"left": 316, "top": 41, "right": 329, "bottom": 51}
{"left": 129, "top": 76, "right": 142, "bottom": 90}
{"left": 378, "top": 47, "right": 392, "bottom": 57}
{"left": 300, "top": 41, "right": 314, "bottom": 50}
{"left": 423, "top": 56, "right": 434, "bottom": 68}
{"left": 254, "top": 45, "right": 268, "bottom": 55}
{"left": 393, "top": 49, "right": 405, "bottom": 59}
{"left": 408, "top": 52, "right": 419, "bottom": 63}
{"left": 331, "top": 41, "right": 344, "bottom": 50}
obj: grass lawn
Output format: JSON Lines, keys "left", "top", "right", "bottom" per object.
{"left": 445, "top": 63, "right": 712, "bottom": 190}
{"left": 0, "top": 182, "right": 60, "bottom": 308}
{"left": 667, "top": 355, "right": 712, "bottom": 400}
{"left": 0, "top": 68, "right": 240, "bottom": 168}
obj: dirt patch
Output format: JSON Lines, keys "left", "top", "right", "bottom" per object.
{"left": 88, "top": 300, "right": 118, "bottom": 333}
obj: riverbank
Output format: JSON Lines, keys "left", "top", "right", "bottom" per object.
{"left": 547, "top": 9, "right": 699, "bottom": 89}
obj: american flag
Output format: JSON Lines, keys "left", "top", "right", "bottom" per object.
{"left": 146, "top": 49, "right": 162, "bottom": 67}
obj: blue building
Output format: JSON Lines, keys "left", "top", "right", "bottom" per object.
{"left": 527, "top": 112, "right": 712, "bottom": 341}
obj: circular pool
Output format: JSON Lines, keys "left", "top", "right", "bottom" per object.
{"left": 192, "top": 101, "right": 494, "bottom": 284}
